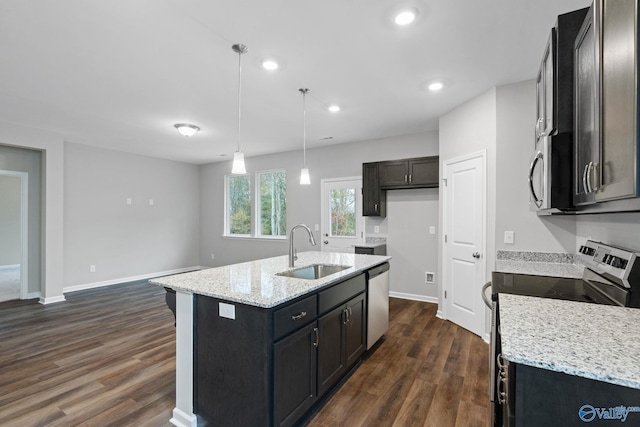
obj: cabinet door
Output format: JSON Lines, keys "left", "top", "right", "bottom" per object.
{"left": 317, "top": 305, "right": 346, "bottom": 397}
{"left": 273, "top": 322, "right": 318, "bottom": 427}
{"left": 408, "top": 157, "right": 439, "bottom": 187}
{"left": 573, "top": 6, "right": 599, "bottom": 206}
{"left": 362, "top": 163, "right": 385, "bottom": 217}
{"left": 344, "top": 293, "right": 366, "bottom": 369}
{"left": 597, "top": 0, "right": 638, "bottom": 202}
{"left": 379, "top": 160, "right": 409, "bottom": 187}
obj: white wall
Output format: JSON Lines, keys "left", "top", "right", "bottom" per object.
{"left": 387, "top": 188, "right": 439, "bottom": 301}
{"left": 200, "top": 131, "right": 439, "bottom": 299}
{"left": 0, "top": 121, "right": 63, "bottom": 301}
{"left": 495, "top": 80, "right": 576, "bottom": 253}
{"left": 63, "top": 142, "right": 200, "bottom": 289}
{"left": 575, "top": 212, "right": 640, "bottom": 251}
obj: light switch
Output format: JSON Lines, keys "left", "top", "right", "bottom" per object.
{"left": 374, "top": 226, "right": 380, "bottom": 233}
{"left": 126, "top": 197, "right": 132, "bottom": 205}
{"left": 504, "top": 231, "right": 515, "bottom": 244}
{"left": 315, "top": 224, "right": 319, "bottom": 231}
{"left": 429, "top": 226, "right": 436, "bottom": 235}
{"left": 149, "top": 199, "right": 154, "bottom": 206}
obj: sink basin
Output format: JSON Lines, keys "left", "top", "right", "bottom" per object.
{"left": 276, "top": 264, "right": 350, "bottom": 280}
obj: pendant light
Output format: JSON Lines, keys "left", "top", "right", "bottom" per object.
{"left": 299, "top": 88, "right": 311, "bottom": 185}
{"left": 231, "top": 43, "right": 248, "bottom": 174}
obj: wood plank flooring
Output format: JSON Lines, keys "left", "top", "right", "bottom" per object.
{"left": 0, "top": 282, "right": 489, "bottom": 426}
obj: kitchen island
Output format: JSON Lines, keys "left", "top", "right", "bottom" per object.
{"left": 498, "top": 294, "right": 640, "bottom": 425}
{"left": 151, "top": 251, "right": 390, "bottom": 427}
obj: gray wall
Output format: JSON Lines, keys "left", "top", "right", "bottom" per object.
{"left": 386, "top": 188, "right": 439, "bottom": 300}
{"left": 0, "top": 144, "right": 42, "bottom": 294}
{"left": 0, "top": 174, "right": 21, "bottom": 265}
{"left": 575, "top": 212, "right": 640, "bottom": 251}
{"left": 64, "top": 142, "right": 200, "bottom": 289}
{"left": 200, "top": 131, "right": 439, "bottom": 298}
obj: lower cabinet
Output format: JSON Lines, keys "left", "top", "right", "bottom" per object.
{"left": 274, "top": 322, "right": 318, "bottom": 427}
{"left": 194, "top": 273, "right": 368, "bottom": 427}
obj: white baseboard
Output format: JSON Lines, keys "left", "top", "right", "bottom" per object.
{"left": 39, "top": 295, "right": 66, "bottom": 305}
{"left": 63, "top": 266, "right": 202, "bottom": 294}
{"left": 388, "top": 291, "right": 439, "bottom": 304}
{"left": 483, "top": 333, "right": 490, "bottom": 344}
{"left": 170, "top": 407, "right": 197, "bottom": 427}
{"left": 26, "top": 291, "right": 41, "bottom": 299}
{"left": 436, "top": 310, "right": 444, "bottom": 319}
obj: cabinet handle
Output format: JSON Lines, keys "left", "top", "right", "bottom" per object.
{"left": 291, "top": 311, "right": 307, "bottom": 321}
{"left": 343, "top": 309, "right": 348, "bottom": 325}
{"left": 404, "top": 174, "right": 408, "bottom": 183}
{"left": 374, "top": 203, "right": 378, "bottom": 212}
{"left": 590, "top": 162, "right": 599, "bottom": 192}
{"left": 348, "top": 306, "right": 352, "bottom": 323}
{"left": 582, "top": 163, "right": 590, "bottom": 195}
{"left": 409, "top": 174, "right": 412, "bottom": 183}
{"left": 313, "top": 327, "right": 319, "bottom": 347}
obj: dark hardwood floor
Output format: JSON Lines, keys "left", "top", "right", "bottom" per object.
{"left": 0, "top": 282, "right": 489, "bottom": 426}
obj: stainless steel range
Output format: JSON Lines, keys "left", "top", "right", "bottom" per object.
{"left": 485, "top": 240, "right": 640, "bottom": 427}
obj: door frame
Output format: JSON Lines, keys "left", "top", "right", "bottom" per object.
{"left": 0, "top": 170, "right": 29, "bottom": 300}
{"left": 441, "top": 150, "right": 487, "bottom": 329}
{"left": 320, "top": 176, "right": 364, "bottom": 253}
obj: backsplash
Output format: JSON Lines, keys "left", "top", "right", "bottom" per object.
{"left": 365, "top": 237, "right": 387, "bottom": 245}
{"left": 496, "top": 250, "right": 576, "bottom": 264}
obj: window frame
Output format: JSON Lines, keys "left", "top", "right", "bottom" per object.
{"left": 224, "top": 173, "right": 253, "bottom": 238}
{"left": 255, "top": 169, "right": 287, "bottom": 239}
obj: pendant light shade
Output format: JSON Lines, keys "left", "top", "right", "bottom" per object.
{"left": 232, "top": 43, "right": 248, "bottom": 174}
{"left": 232, "top": 151, "right": 246, "bottom": 174}
{"left": 299, "top": 88, "right": 310, "bottom": 185}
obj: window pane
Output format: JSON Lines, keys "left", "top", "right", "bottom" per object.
{"left": 259, "top": 170, "right": 286, "bottom": 236}
{"left": 330, "top": 188, "right": 356, "bottom": 237}
{"left": 228, "top": 175, "right": 251, "bottom": 235}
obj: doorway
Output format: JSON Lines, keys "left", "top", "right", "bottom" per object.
{"left": 320, "top": 177, "right": 363, "bottom": 253}
{"left": 0, "top": 170, "right": 28, "bottom": 302}
{"left": 442, "top": 151, "right": 486, "bottom": 336}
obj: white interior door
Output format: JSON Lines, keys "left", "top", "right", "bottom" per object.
{"left": 443, "top": 152, "right": 485, "bottom": 336}
{"left": 320, "top": 177, "right": 363, "bottom": 253}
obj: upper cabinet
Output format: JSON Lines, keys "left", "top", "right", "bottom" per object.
{"left": 363, "top": 156, "right": 439, "bottom": 217}
{"left": 574, "top": 0, "right": 640, "bottom": 206}
{"left": 379, "top": 156, "right": 439, "bottom": 189}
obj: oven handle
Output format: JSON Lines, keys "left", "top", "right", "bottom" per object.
{"left": 482, "top": 282, "right": 492, "bottom": 309}
{"left": 528, "top": 151, "right": 543, "bottom": 208}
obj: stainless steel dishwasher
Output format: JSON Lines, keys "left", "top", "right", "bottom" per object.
{"left": 366, "top": 262, "right": 390, "bottom": 349}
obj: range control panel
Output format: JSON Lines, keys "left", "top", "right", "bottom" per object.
{"left": 578, "top": 240, "right": 640, "bottom": 288}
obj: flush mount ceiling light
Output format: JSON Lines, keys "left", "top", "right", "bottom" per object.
{"left": 231, "top": 43, "right": 248, "bottom": 175}
{"left": 174, "top": 123, "right": 200, "bottom": 137}
{"left": 262, "top": 59, "right": 279, "bottom": 71}
{"left": 299, "top": 88, "right": 311, "bottom": 185}
{"left": 428, "top": 81, "right": 444, "bottom": 91}
{"left": 395, "top": 9, "right": 418, "bottom": 26}
{"left": 328, "top": 105, "right": 341, "bottom": 113}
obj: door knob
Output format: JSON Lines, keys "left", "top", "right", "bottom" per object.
{"left": 324, "top": 240, "right": 329, "bottom": 244}
{"left": 472, "top": 252, "right": 481, "bottom": 259}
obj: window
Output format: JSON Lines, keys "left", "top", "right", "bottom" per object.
{"left": 330, "top": 188, "right": 356, "bottom": 237}
{"left": 225, "top": 169, "right": 286, "bottom": 238}
{"left": 226, "top": 174, "right": 251, "bottom": 235}
{"left": 258, "top": 170, "right": 287, "bottom": 237}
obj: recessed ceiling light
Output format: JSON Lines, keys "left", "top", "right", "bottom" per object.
{"left": 428, "top": 81, "right": 444, "bottom": 91}
{"left": 262, "top": 59, "right": 279, "bottom": 70}
{"left": 174, "top": 123, "right": 200, "bottom": 137}
{"left": 328, "top": 105, "right": 341, "bottom": 113}
{"left": 395, "top": 9, "right": 417, "bottom": 26}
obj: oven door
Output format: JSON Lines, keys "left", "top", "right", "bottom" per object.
{"left": 529, "top": 136, "right": 551, "bottom": 211}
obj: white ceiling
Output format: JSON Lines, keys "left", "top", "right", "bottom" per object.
{"left": 0, "top": 0, "right": 591, "bottom": 165}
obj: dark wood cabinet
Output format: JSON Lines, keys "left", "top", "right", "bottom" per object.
{"left": 363, "top": 156, "right": 439, "bottom": 216}
{"left": 274, "top": 321, "right": 318, "bottom": 427}
{"left": 362, "top": 162, "right": 385, "bottom": 217}
{"left": 194, "top": 272, "right": 369, "bottom": 427}
{"left": 317, "top": 292, "right": 366, "bottom": 398}
{"left": 378, "top": 156, "right": 439, "bottom": 189}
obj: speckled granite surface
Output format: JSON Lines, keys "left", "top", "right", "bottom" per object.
{"left": 149, "top": 251, "right": 390, "bottom": 308}
{"left": 500, "top": 293, "right": 640, "bottom": 389}
{"left": 365, "top": 237, "right": 387, "bottom": 245}
{"left": 495, "top": 250, "right": 583, "bottom": 278}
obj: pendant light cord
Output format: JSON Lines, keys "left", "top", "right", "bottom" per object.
{"left": 237, "top": 50, "right": 242, "bottom": 153}
{"left": 303, "top": 90, "right": 307, "bottom": 167}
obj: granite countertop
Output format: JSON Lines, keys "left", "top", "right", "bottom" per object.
{"left": 499, "top": 293, "right": 640, "bottom": 389}
{"left": 354, "top": 242, "right": 387, "bottom": 248}
{"left": 495, "top": 260, "right": 584, "bottom": 279}
{"left": 149, "top": 251, "right": 390, "bottom": 308}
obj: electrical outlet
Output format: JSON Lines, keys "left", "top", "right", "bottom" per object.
{"left": 149, "top": 199, "right": 154, "bottom": 206}
{"left": 429, "top": 226, "right": 435, "bottom": 235}
{"left": 314, "top": 224, "right": 319, "bottom": 231}
{"left": 211, "top": 253, "right": 215, "bottom": 260}
{"left": 219, "top": 302, "right": 236, "bottom": 320}
{"left": 90, "top": 265, "right": 96, "bottom": 273}
{"left": 126, "top": 197, "right": 132, "bottom": 205}
{"left": 374, "top": 226, "right": 380, "bottom": 233}
{"left": 425, "top": 272, "right": 435, "bottom": 284}
{"left": 504, "top": 231, "right": 515, "bottom": 244}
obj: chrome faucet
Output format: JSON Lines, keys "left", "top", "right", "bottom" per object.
{"left": 289, "top": 224, "right": 317, "bottom": 267}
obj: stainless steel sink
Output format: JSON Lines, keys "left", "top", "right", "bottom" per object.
{"left": 276, "top": 264, "right": 350, "bottom": 280}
